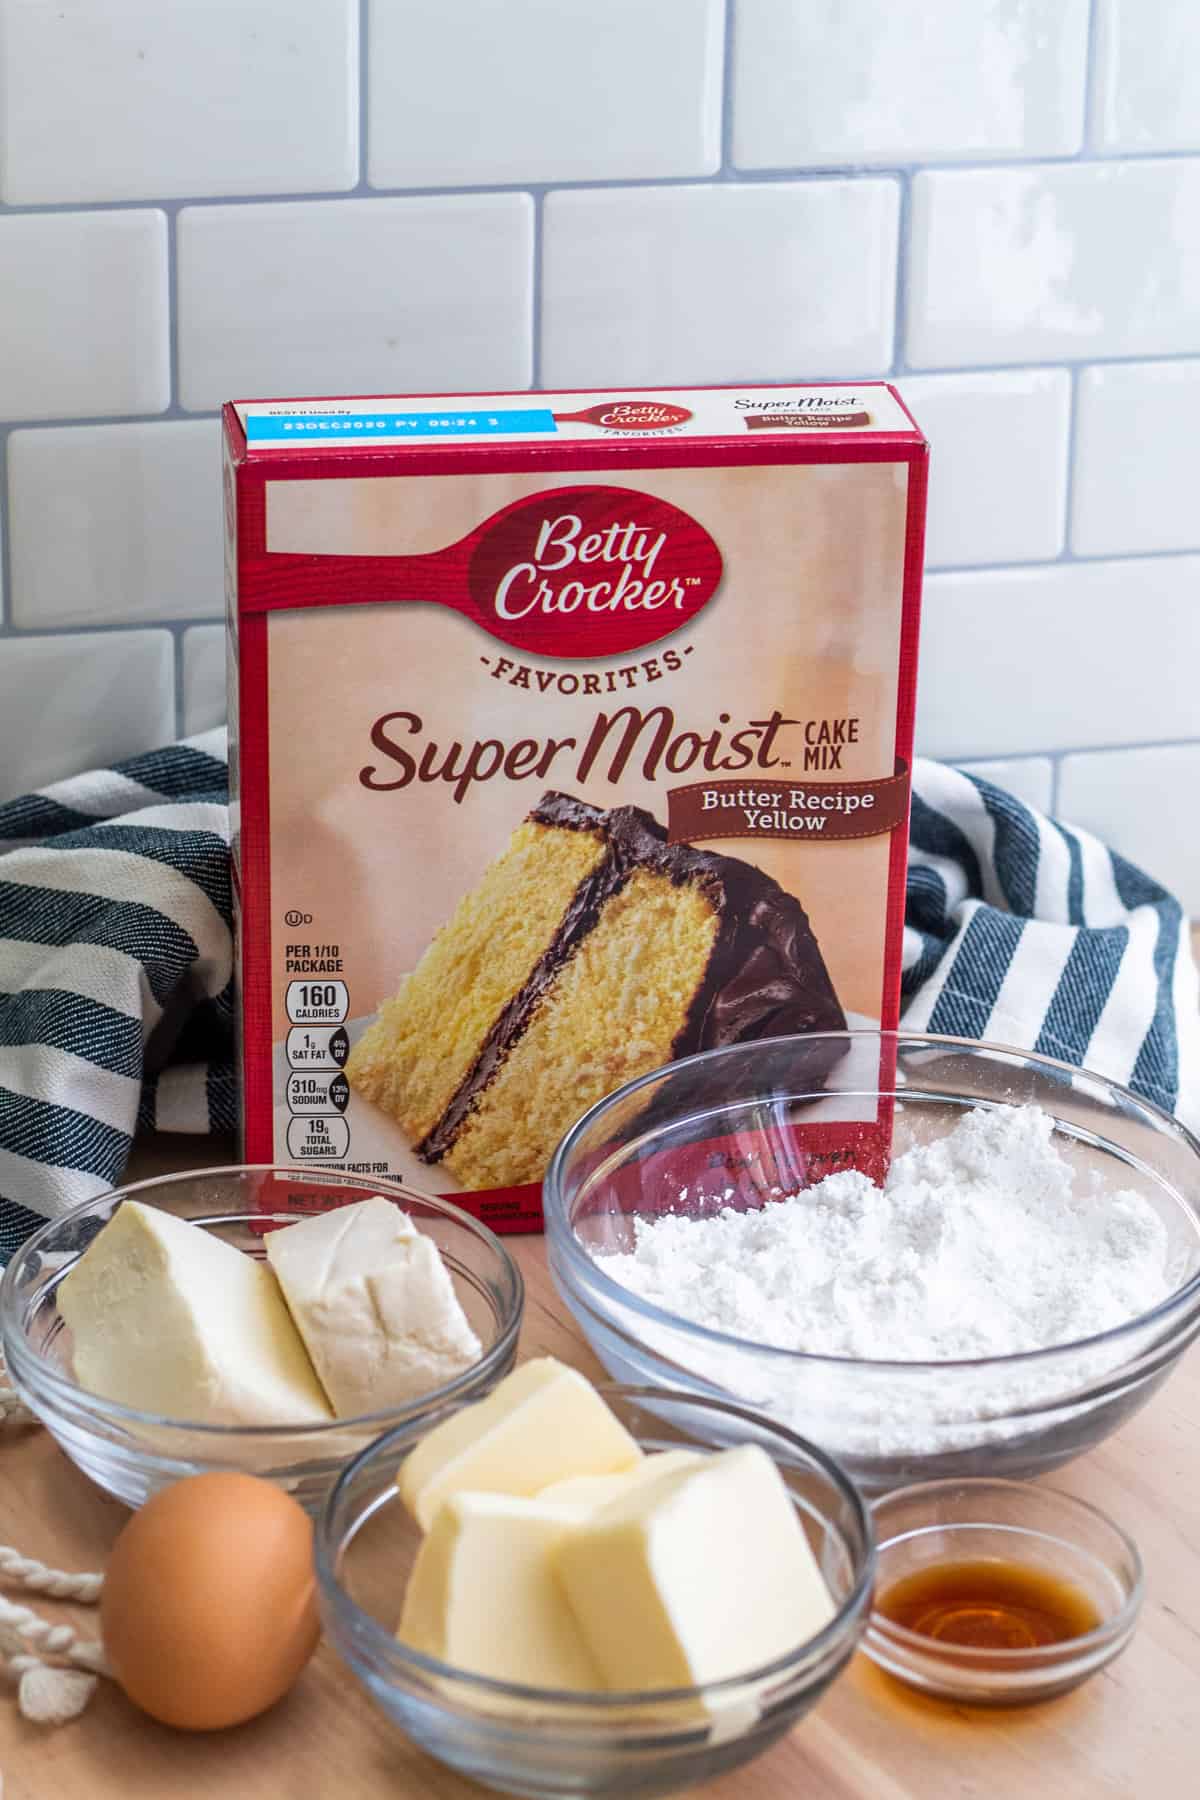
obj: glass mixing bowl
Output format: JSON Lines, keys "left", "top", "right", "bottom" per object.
{"left": 544, "top": 1032, "right": 1200, "bottom": 1492}
{"left": 316, "top": 1385, "right": 874, "bottom": 1800}
{"left": 0, "top": 1166, "right": 523, "bottom": 1512}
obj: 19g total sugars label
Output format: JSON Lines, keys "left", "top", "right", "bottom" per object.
{"left": 286, "top": 980, "right": 349, "bottom": 1024}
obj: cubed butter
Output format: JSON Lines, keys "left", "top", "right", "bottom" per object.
{"left": 57, "top": 1200, "right": 331, "bottom": 1426}
{"left": 265, "top": 1196, "right": 481, "bottom": 1417}
{"left": 554, "top": 1445, "right": 835, "bottom": 1689}
{"left": 397, "top": 1492, "right": 602, "bottom": 1690}
{"left": 537, "top": 1449, "right": 702, "bottom": 1514}
{"left": 398, "top": 1357, "right": 641, "bottom": 1531}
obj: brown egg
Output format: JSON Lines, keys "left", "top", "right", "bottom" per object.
{"left": 101, "top": 1472, "right": 320, "bottom": 1731}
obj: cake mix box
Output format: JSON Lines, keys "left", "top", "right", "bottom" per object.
{"left": 224, "top": 384, "right": 927, "bottom": 1232}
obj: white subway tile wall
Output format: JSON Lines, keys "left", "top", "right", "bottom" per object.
{"left": 543, "top": 180, "right": 899, "bottom": 385}
{"left": 368, "top": 0, "right": 723, "bottom": 186}
{"left": 733, "top": 0, "right": 1090, "bottom": 167}
{"left": 907, "top": 160, "right": 1200, "bottom": 367}
{"left": 1071, "top": 361, "right": 1200, "bottom": 556}
{"left": 177, "top": 195, "right": 534, "bottom": 410}
{"left": 181, "top": 626, "right": 227, "bottom": 738}
{"left": 0, "top": 1, "right": 358, "bottom": 205}
{"left": 1060, "top": 746, "right": 1200, "bottom": 917}
{"left": 0, "top": 211, "right": 170, "bottom": 421}
{"left": 917, "top": 559, "right": 1200, "bottom": 759}
{"left": 1091, "top": 0, "right": 1200, "bottom": 153}
{"left": 899, "top": 369, "right": 1070, "bottom": 568}
{"left": 0, "top": 0, "right": 1194, "bottom": 903}
{"left": 956, "top": 759, "right": 1056, "bottom": 815}
{"left": 8, "top": 421, "right": 222, "bottom": 627}
{"left": 0, "top": 633, "right": 173, "bottom": 802}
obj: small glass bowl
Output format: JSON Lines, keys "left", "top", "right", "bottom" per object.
{"left": 863, "top": 1478, "right": 1144, "bottom": 1705}
{"left": 316, "top": 1385, "right": 874, "bottom": 1800}
{"left": 0, "top": 1166, "right": 523, "bottom": 1514}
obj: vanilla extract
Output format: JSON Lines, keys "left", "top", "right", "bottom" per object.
{"left": 877, "top": 1559, "right": 1101, "bottom": 1651}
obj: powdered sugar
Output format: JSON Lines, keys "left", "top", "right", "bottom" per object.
{"left": 604, "top": 1106, "right": 1172, "bottom": 1363}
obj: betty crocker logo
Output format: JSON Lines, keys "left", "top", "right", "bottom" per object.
{"left": 552, "top": 400, "right": 694, "bottom": 431}
{"left": 465, "top": 486, "right": 723, "bottom": 658}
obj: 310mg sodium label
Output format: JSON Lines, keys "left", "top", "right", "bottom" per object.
{"left": 286, "top": 1071, "right": 350, "bottom": 1115}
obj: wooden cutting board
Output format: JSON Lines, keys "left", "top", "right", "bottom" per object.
{"left": 3, "top": 1131, "right": 1199, "bottom": 1799}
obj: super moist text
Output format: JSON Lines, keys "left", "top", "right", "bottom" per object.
{"left": 360, "top": 707, "right": 796, "bottom": 805}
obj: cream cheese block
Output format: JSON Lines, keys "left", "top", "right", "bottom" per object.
{"left": 398, "top": 1357, "right": 642, "bottom": 1531}
{"left": 398, "top": 1492, "right": 602, "bottom": 1689}
{"left": 57, "top": 1200, "right": 332, "bottom": 1426}
{"left": 265, "top": 1196, "right": 481, "bottom": 1417}
{"left": 553, "top": 1445, "right": 835, "bottom": 1690}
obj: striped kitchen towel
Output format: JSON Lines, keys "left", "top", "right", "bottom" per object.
{"left": 1, "top": 739, "right": 1198, "bottom": 1259}
{"left": 903, "top": 763, "right": 1199, "bottom": 1134}
{"left": 0, "top": 731, "right": 233, "bottom": 1258}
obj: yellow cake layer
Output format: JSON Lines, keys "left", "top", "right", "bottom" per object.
{"left": 443, "top": 868, "right": 721, "bottom": 1189}
{"left": 345, "top": 818, "right": 606, "bottom": 1143}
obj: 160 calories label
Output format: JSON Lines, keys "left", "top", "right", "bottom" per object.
{"left": 286, "top": 980, "right": 349, "bottom": 1024}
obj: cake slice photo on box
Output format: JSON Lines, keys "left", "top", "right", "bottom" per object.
{"left": 345, "top": 791, "right": 847, "bottom": 1191}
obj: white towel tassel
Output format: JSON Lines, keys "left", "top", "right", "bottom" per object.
{"left": 0, "top": 1554, "right": 109, "bottom": 1723}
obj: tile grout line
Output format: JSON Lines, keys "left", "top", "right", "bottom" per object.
{"left": 163, "top": 204, "right": 185, "bottom": 420}
{"left": 0, "top": 429, "right": 12, "bottom": 638}
{"left": 4, "top": 350, "right": 1199, "bottom": 443}
{"left": 5, "top": 147, "right": 1200, "bottom": 219}
{"left": 926, "top": 544, "right": 1200, "bottom": 578}
{"left": 1, "top": 614, "right": 224, "bottom": 640}
{"left": 171, "top": 623, "right": 187, "bottom": 738}
{"left": 530, "top": 192, "right": 545, "bottom": 389}
{"left": 1060, "top": 365, "right": 1084, "bottom": 557}
{"left": 356, "top": 0, "right": 370, "bottom": 192}
{"left": 1048, "top": 752, "right": 1064, "bottom": 816}
{"left": 718, "top": 0, "right": 736, "bottom": 177}
{"left": 890, "top": 171, "right": 913, "bottom": 375}
{"left": 937, "top": 734, "right": 1200, "bottom": 771}
{"left": 1081, "top": 0, "right": 1104, "bottom": 152}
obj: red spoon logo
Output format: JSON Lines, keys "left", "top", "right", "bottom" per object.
{"left": 251, "top": 485, "right": 723, "bottom": 659}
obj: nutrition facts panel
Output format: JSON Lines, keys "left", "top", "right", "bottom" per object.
{"left": 284, "top": 975, "right": 351, "bottom": 1159}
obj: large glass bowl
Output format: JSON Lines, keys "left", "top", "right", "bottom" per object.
{"left": 544, "top": 1032, "right": 1200, "bottom": 1492}
{"left": 316, "top": 1385, "right": 874, "bottom": 1800}
{"left": 0, "top": 1166, "right": 523, "bottom": 1512}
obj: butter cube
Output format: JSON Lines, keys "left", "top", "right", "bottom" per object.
{"left": 57, "top": 1200, "right": 331, "bottom": 1426}
{"left": 398, "top": 1492, "right": 601, "bottom": 1690}
{"left": 554, "top": 1445, "right": 835, "bottom": 1690}
{"left": 265, "top": 1196, "right": 481, "bottom": 1417}
{"left": 538, "top": 1449, "right": 702, "bottom": 1514}
{"left": 398, "top": 1357, "right": 641, "bottom": 1531}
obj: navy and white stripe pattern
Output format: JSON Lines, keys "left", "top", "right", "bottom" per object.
{"left": 1, "top": 731, "right": 232, "bottom": 1260}
{"left": 1, "top": 742, "right": 1197, "bottom": 1261}
{"left": 902, "top": 764, "right": 1200, "bottom": 1134}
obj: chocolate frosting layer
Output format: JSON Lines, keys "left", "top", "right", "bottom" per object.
{"left": 531, "top": 792, "right": 846, "bottom": 1052}
{"left": 417, "top": 790, "right": 846, "bottom": 1163}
